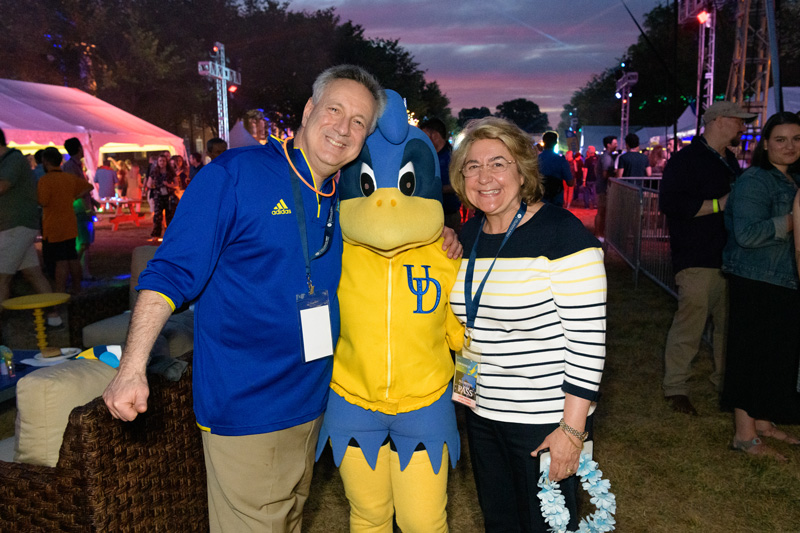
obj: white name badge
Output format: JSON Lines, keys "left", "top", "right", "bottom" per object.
{"left": 297, "top": 290, "right": 333, "bottom": 362}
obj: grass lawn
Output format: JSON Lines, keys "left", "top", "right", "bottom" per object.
{"left": 304, "top": 249, "right": 800, "bottom": 532}
{"left": 593, "top": 250, "right": 800, "bottom": 532}
{"left": 2, "top": 228, "right": 799, "bottom": 531}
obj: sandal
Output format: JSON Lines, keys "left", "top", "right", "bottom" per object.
{"left": 731, "top": 437, "right": 788, "bottom": 463}
{"left": 756, "top": 422, "right": 800, "bottom": 445}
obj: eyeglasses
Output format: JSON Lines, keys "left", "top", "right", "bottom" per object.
{"left": 461, "top": 158, "right": 515, "bottom": 178}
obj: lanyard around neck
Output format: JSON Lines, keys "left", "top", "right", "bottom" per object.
{"left": 282, "top": 137, "right": 337, "bottom": 197}
{"left": 698, "top": 136, "right": 738, "bottom": 177}
{"left": 285, "top": 142, "right": 337, "bottom": 295}
{"left": 464, "top": 201, "right": 527, "bottom": 330}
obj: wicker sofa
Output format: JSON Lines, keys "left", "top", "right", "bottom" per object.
{"left": 0, "top": 353, "right": 208, "bottom": 532}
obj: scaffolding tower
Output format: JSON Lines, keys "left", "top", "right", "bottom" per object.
{"left": 679, "top": 1, "right": 718, "bottom": 134}
{"left": 680, "top": 0, "right": 775, "bottom": 162}
{"left": 726, "top": 0, "right": 772, "bottom": 160}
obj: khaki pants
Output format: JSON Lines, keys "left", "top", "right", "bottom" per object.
{"left": 663, "top": 267, "right": 727, "bottom": 396}
{"left": 202, "top": 416, "right": 323, "bottom": 533}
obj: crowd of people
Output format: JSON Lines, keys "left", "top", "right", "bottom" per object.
{"left": 0, "top": 132, "right": 229, "bottom": 311}
{"left": 2, "top": 61, "right": 798, "bottom": 532}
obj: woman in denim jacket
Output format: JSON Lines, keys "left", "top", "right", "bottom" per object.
{"left": 722, "top": 111, "right": 800, "bottom": 462}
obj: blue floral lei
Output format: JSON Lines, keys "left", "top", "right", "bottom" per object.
{"left": 537, "top": 453, "right": 616, "bottom": 533}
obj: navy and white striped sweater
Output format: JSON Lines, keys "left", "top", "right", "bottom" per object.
{"left": 450, "top": 203, "right": 606, "bottom": 424}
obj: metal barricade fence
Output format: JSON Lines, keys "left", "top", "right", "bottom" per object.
{"left": 605, "top": 177, "right": 677, "bottom": 297}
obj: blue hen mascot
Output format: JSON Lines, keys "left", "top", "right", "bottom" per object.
{"left": 316, "top": 90, "right": 464, "bottom": 532}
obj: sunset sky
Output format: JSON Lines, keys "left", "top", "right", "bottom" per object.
{"left": 287, "top": 0, "right": 665, "bottom": 125}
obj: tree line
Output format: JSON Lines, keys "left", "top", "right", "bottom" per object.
{"left": 0, "top": 0, "right": 452, "bottom": 135}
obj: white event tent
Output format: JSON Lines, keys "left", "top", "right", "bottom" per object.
{"left": 0, "top": 78, "right": 186, "bottom": 175}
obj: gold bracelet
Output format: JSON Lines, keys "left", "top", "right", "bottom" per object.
{"left": 559, "top": 418, "right": 588, "bottom": 442}
{"left": 560, "top": 427, "right": 583, "bottom": 450}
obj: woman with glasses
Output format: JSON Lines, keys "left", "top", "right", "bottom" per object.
{"left": 722, "top": 111, "right": 800, "bottom": 462}
{"left": 449, "top": 117, "right": 607, "bottom": 532}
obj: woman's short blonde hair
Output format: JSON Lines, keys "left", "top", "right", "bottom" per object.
{"left": 450, "top": 117, "right": 543, "bottom": 210}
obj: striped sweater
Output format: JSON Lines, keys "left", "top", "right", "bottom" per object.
{"left": 450, "top": 203, "right": 606, "bottom": 425}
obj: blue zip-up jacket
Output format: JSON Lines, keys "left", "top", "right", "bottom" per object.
{"left": 723, "top": 165, "right": 800, "bottom": 290}
{"left": 137, "top": 138, "right": 342, "bottom": 435}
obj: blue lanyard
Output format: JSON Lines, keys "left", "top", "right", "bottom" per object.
{"left": 285, "top": 144, "right": 336, "bottom": 295}
{"left": 464, "top": 201, "right": 527, "bottom": 330}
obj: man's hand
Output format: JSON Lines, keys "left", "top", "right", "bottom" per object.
{"left": 101, "top": 290, "right": 174, "bottom": 421}
{"left": 103, "top": 368, "right": 150, "bottom": 421}
{"left": 441, "top": 225, "right": 463, "bottom": 259}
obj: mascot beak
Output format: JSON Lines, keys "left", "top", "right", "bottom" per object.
{"left": 340, "top": 189, "right": 444, "bottom": 257}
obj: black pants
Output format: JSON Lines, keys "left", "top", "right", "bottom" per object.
{"left": 465, "top": 409, "right": 592, "bottom": 532}
{"left": 151, "top": 195, "right": 176, "bottom": 237}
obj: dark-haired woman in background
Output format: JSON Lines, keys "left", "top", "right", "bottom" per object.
{"left": 171, "top": 154, "right": 189, "bottom": 197}
{"left": 146, "top": 154, "right": 178, "bottom": 238}
{"left": 722, "top": 111, "right": 800, "bottom": 462}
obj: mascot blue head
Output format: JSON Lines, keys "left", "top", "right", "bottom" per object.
{"left": 339, "top": 89, "right": 443, "bottom": 257}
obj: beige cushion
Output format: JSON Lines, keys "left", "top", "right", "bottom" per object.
{"left": 14, "top": 360, "right": 117, "bottom": 467}
{"left": 82, "top": 311, "right": 132, "bottom": 347}
{"left": 83, "top": 243, "right": 193, "bottom": 357}
{"left": 161, "top": 312, "right": 194, "bottom": 357}
{"left": 82, "top": 311, "right": 193, "bottom": 358}
{"left": 130, "top": 246, "right": 159, "bottom": 309}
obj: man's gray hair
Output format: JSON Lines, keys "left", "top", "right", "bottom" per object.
{"left": 311, "top": 65, "right": 386, "bottom": 133}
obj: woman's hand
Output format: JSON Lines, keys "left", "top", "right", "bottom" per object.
{"left": 532, "top": 426, "right": 582, "bottom": 482}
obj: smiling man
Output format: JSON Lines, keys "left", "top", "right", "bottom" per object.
{"left": 103, "top": 65, "right": 386, "bottom": 533}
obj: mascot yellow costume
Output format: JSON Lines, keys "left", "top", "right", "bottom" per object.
{"left": 315, "top": 90, "right": 464, "bottom": 532}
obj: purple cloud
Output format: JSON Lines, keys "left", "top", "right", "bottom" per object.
{"left": 288, "top": 0, "right": 664, "bottom": 123}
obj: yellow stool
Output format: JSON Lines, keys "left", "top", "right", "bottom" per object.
{"left": 2, "top": 293, "right": 71, "bottom": 352}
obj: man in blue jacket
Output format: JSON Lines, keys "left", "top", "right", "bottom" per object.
{"left": 538, "top": 130, "right": 573, "bottom": 206}
{"left": 104, "top": 65, "right": 386, "bottom": 532}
